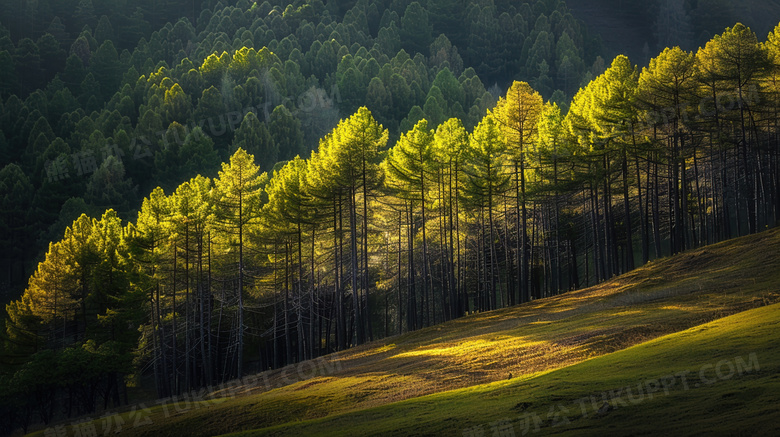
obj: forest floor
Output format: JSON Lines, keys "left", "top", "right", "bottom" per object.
{"left": 25, "top": 227, "right": 780, "bottom": 436}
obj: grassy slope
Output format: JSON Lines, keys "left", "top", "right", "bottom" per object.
{"left": 27, "top": 228, "right": 780, "bottom": 436}
{"left": 250, "top": 299, "right": 780, "bottom": 436}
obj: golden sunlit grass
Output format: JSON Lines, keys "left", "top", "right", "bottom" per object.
{"left": 249, "top": 302, "right": 780, "bottom": 436}
{"left": 25, "top": 228, "right": 780, "bottom": 436}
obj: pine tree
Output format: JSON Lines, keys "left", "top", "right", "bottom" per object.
{"left": 269, "top": 105, "right": 302, "bottom": 163}
{"left": 640, "top": 47, "right": 696, "bottom": 255}
{"left": 234, "top": 112, "right": 277, "bottom": 172}
{"left": 696, "top": 24, "right": 769, "bottom": 234}
{"left": 592, "top": 55, "right": 640, "bottom": 271}
{"left": 213, "top": 148, "right": 267, "bottom": 377}
{"left": 320, "top": 107, "right": 387, "bottom": 345}
{"left": 263, "top": 157, "right": 315, "bottom": 362}
{"left": 432, "top": 118, "right": 469, "bottom": 318}
{"left": 0, "top": 164, "right": 35, "bottom": 287}
{"left": 386, "top": 119, "right": 435, "bottom": 327}
{"left": 462, "top": 113, "right": 509, "bottom": 311}
{"left": 492, "top": 81, "right": 543, "bottom": 303}
{"left": 130, "top": 186, "right": 173, "bottom": 397}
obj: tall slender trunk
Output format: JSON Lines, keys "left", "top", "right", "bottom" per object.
{"left": 487, "top": 164, "right": 497, "bottom": 310}
{"left": 198, "top": 231, "right": 208, "bottom": 387}
{"left": 335, "top": 195, "right": 345, "bottom": 351}
{"left": 237, "top": 190, "right": 244, "bottom": 378}
{"left": 621, "top": 145, "right": 635, "bottom": 270}
{"left": 635, "top": 154, "right": 648, "bottom": 264}
{"left": 310, "top": 226, "right": 316, "bottom": 359}
{"left": 502, "top": 195, "right": 513, "bottom": 306}
{"left": 184, "top": 222, "right": 190, "bottom": 391}
{"left": 284, "top": 242, "right": 292, "bottom": 365}
{"left": 693, "top": 146, "right": 705, "bottom": 247}
{"left": 602, "top": 155, "right": 615, "bottom": 276}
{"left": 520, "top": 160, "right": 529, "bottom": 303}
{"left": 455, "top": 159, "right": 464, "bottom": 316}
{"left": 514, "top": 162, "right": 522, "bottom": 304}
{"left": 652, "top": 152, "right": 662, "bottom": 258}
{"left": 447, "top": 160, "right": 458, "bottom": 318}
{"left": 680, "top": 133, "right": 689, "bottom": 251}
{"left": 737, "top": 79, "right": 757, "bottom": 234}
{"left": 297, "top": 223, "right": 305, "bottom": 361}
{"left": 406, "top": 201, "right": 417, "bottom": 330}
{"left": 207, "top": 232, "right": 213, "bottom": 382}
{"left": 349, "top": 183, "right": 362, "bottom": 345}
{"left": 172, "top": 241, "right": 178, "bottom": 394}
{"left": 273, "top": 244, "right": 279, "bottom": 368}
{"left": 362, "top": 152, "right": 373, "bottom": 341}
{"left": 420, "top": 170, "right": 432, "bottom": 326}
{"left": 151, "top": 280, "right": 161, "bottom": 397}
{"left": 397, "top": 210, "right": 403, "bottom": 335}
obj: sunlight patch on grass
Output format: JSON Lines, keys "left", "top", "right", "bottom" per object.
{"left": 238, "top": 303, "right": 780, "bottom": 436}
{"left": 392, "top": 338, "right": 550, "bottom": 359}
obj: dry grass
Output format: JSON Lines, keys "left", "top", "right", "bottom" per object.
{"left": 252, "top": 302, "right": 780, "bottom": 436}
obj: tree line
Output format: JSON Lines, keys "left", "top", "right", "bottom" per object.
{"left": 0, "top": 0, "right": 598, "bottom": 301}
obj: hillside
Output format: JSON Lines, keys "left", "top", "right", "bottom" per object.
{"left": 26, "top": 227, "right": 780, "bottom": 436}
{"left": 253, "top": 294, "right": 780, "bottom": 436}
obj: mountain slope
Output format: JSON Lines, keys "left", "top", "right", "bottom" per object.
{"left": 26, "top": 227, "right": 780, "bottom": 436}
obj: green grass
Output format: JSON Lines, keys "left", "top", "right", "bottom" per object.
{"left": 243, "top": 301, "right": 780, "bottom": 436}
{"left": 25, "top": 228, "right": 780, "bottom": 436}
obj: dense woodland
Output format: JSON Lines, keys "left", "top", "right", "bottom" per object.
{"left": 0, "top": 0, "right": 600, "bottom": 298}
{"left": 0, "top": 0, "right": 779, "bottom": 434}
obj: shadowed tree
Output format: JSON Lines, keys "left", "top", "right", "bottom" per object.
{"left": 639, "top": 47, "right": 696, "bottom": 256}
{"left": 234, "top": 111, "right": 277, "bottom": 172}
{"left": 269, "top": 105, "right": 304, "bottom": 163}
{"left": 400, "top": 2, "right": 433, "bottom": 55}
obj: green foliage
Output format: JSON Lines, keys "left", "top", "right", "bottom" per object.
{"left": 84, "top": 156, "right": 138, "bottom": 215}
{"left": 0, "top": 164, "right": 34, "bottom": 260}
{"left": 0, "top": 50, "right": 17, "bottom": 96}
{"left": 263, "top": 156, "right": 313, "bottom": 235}
{"left": 90, "top": 40, "right": 121, "bottom": 101}
{"left": 385, "top": 119, "right": 435, "bottom": 200}
{"left": 214, "top": 147, "right": 267, "bottom": 231}
{"left": 234, "top": 111, "right": 277, "bottom": 172}
{"left": 163, "top": 82, "right": 192, "bottom": 124}
{"left": 462, "top": 113, "right": 510, "bottom": 209}
{"left": 493, "top": 81, "right": 544, "bottom": 162}
{"left": 400, "top": 2, "right": 433, "bottom": 55}
{"left": 269, "top": 104, "right": 304, "bottom": 163}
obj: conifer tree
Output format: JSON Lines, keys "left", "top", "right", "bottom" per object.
{"left": 213, "top": 148, "right": 267, "bottom": 377}
{"left": 492, "top": 81, "right": 543, "bottom": 303}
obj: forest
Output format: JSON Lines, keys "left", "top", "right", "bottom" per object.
{"left": 0, "top": 0, "right": 778, "bottom": 434}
